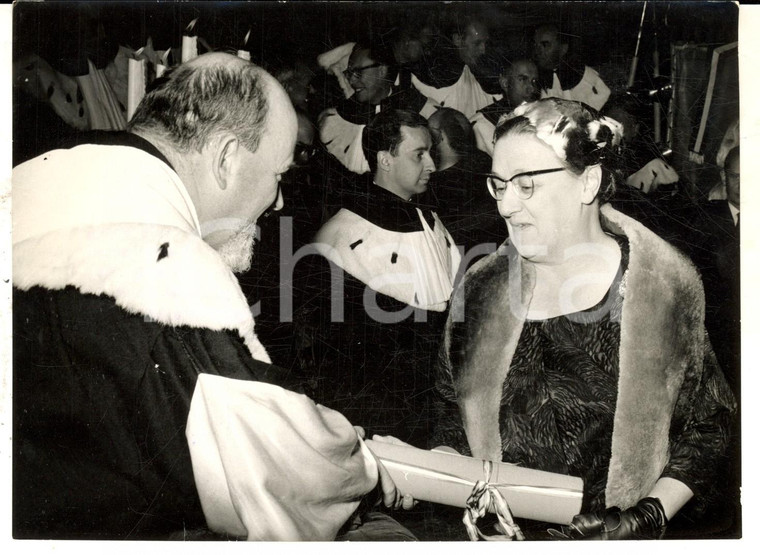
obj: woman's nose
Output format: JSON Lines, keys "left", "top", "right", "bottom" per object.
{"left": 497, "top": 187, "right": 521, "bottom": 218}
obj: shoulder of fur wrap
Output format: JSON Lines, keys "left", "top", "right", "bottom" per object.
{"left": 449, "top": 204, "right": 712, "bottom": 508}
{"left": 13, "top": 223, "right": 270, "bottom": 363}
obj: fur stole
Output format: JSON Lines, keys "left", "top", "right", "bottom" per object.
{"left": 446, "top": 204, "right": 706, "bottom": 509}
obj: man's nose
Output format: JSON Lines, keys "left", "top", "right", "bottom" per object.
{"left": 424, "top": 152, "right": 436, "bottom": 173}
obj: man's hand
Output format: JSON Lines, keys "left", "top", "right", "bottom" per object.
{"left": 358, "top": 431, "right": 417, "bottom": 510}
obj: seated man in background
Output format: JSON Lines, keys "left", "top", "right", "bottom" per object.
{"left": 699, "top": 145, "right": 740, "bottom": 396}
{"left": 294, "top": 109, "right": 461, "bottom": 450}
{"left": 12, "top": 52, "right": 413, "bottom": 541}
{"left": 410, "top": 10, "right": 503, "bottom": 119}
{"left": 318, "top": 40, "right": 427, "bottom": 176}
{"left": 533, "top": 23, "right": 610, "bottom": 111}
{"left": 313, "top": 12, "right": 438, "bottom": 114}
{"left": 471, "top": 56, "right": 540, "bottom": 156}
{"left": 691, "top": 145, "right": 741, "bottom": 539}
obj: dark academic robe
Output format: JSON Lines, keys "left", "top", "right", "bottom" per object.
{"left": 287, "top": 182, "right": 459, "bottom": 448}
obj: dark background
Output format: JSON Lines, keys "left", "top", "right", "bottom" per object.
{"left": 12, "top": 1, "right": 740, "bottom": 181}
{"left": 13, "top": 0, "right": 739, "bottom": 87}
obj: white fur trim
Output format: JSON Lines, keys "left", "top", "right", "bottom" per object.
{"left": 318, "top": 108, "right": 369, "bottom": 174}
{"left": 313, "top": 208, "right": 460, "bottom": 311}
{"left": 13, "top": 223, "right": 271, "bottom": 363}
{"left": 412, "top": 66, "right": 500, "bottom": 119}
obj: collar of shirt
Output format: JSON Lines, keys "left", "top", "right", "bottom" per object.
{"left": 729, "top": 202, "right": 739, "bottom": 225}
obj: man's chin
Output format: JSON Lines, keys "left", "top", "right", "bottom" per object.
{"left": 217, "top": 224, "right": 257, "bottom": 273}
{"left": 224, "top": 248, "right": 254, "bottom": 274}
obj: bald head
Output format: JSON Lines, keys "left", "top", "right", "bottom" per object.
{"left": 128, "top": 52, "right": 294, "bottom": 155}
{"left": 185, "top": 51, "right": 248, "bottom": 69}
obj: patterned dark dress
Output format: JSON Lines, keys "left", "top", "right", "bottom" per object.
{"left": 433, "top": 235, "right": 733, "bottom": 519}
{"left": 502, "top": 236, "right": 627, "bottom": 513}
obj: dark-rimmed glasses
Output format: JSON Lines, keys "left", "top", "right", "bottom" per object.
{"left": 486, "top": 167, "right": 566, "bottom": 200}
{"left": 343, "top": 62, "right": 386, "bottom": 80}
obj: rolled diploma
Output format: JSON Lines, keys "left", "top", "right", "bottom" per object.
{"left": 365, "top": 440, "right": 583, "bottom": 524}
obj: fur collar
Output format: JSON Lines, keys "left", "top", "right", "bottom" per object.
{"left": 314, "top": 206, "right": 461, "bottom": 311}
{"left": 449, "top": 204, "right": 705, "bottom": 508}
{"left": 13, "top": 223, "right": 271, "bottom": 363}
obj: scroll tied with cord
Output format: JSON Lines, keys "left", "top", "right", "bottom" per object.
{"left": 365, "top": 440, "right": 583, "bottom": 539}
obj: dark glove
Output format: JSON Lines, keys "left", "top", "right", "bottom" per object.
{"left": 548, "top": 497, "right": 668, "bottom": 540}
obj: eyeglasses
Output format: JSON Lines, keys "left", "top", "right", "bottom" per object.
{"left": 343, "top": 62, "right": 386, "bottom": 80}
{"left": 486, "top": 167, "right": 566, "bottom": 200}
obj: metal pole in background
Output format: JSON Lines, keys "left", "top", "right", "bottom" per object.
{"left": 652, "top": 3, "right": 661, "bottom": 145}
{"left": 627, "top": 1, "right": 648, "bottom": 89}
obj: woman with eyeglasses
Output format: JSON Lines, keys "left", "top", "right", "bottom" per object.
{"left": 431, "top": 98, "right": 736, "bottom": 540}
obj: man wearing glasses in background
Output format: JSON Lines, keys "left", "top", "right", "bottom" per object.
{"left": 318, "top": 40, "right": 428, "bottom": 176}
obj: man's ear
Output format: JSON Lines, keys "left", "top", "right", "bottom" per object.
{"left": 560, "top": 42, "right": 569, "bottom": 59}
{"left": 453, "top": 33, "right": 463, "bottom": 48}
{"left": 213, "top": 135, "right": 240, "bottom": 191}
{"left": 581, "top": 165, "right": 602, "bottom": 204}
{"left": 498, "top": 74, "right": 510, "bottom": 94}
{"left": 378, "top": 150, "right": 392, "bottom": 172}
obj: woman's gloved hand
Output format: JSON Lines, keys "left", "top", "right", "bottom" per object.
{"left": 548, "top": 497, "right": 668, "bottom": 540}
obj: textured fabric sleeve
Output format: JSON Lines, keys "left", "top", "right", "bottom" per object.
{"left": 132, "top": 326, "right": 308, "bottom": 534}
{"left": 660, "top": 333, "right": 737, "bottom": 506}
{"left": 186, "top": 374, "right": 378, "bottom": 540}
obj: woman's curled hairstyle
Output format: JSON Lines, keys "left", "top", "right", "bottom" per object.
{"left": 493, "top": 98, "right": 624, "bottom": 202}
